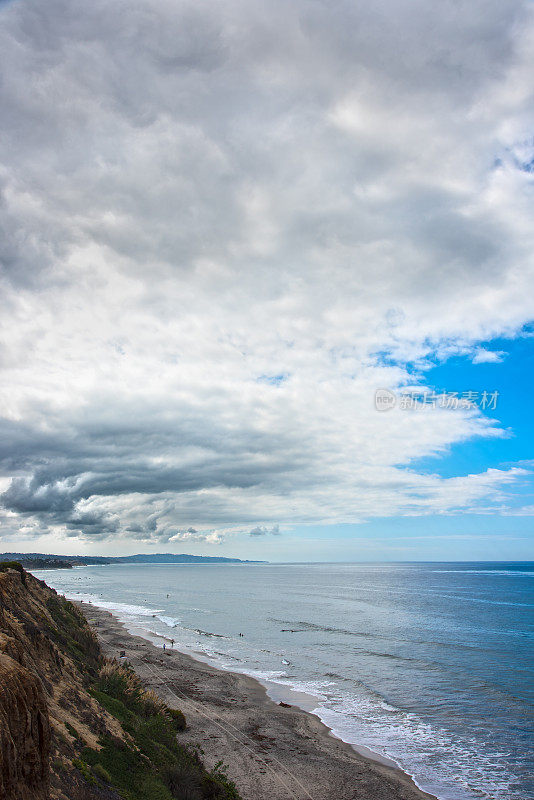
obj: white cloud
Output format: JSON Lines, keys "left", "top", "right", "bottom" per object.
{"left": 0, "top": 0, "right": 533, "bottom": 546}
{"left": 249, "top": 524, "right": 280, "bottom": 536}
{"left": 499, "top": 505, "right": 534, "bottom": 516}
{"left": 471, "top": 348, "right": 507, "bottom": 364}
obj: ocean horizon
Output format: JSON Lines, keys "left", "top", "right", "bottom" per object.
{"left": 33, "top": 560, "right": 534, "bottom": 800}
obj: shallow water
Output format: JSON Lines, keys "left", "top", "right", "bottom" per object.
{"left": 34, "top": 561, "right": 534, "bottom": 800}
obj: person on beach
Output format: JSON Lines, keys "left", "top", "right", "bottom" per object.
{"left": 163, "top": 643, "right": 166, "bottom": 651}
{"left": 171, "top": 639, "right": 174, "bottom": 647}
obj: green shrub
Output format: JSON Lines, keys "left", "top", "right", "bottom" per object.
{"left": 45, "top": 596, "right": 100, "bottom": 672}
{"left": 81, "top": 737, "right": 173, "bottom": 800}
{"left": 162, "top": 762, "right": 203, "bottom": 800}
{"left": 206, "top": 761, "right": 240, "bottom": 799}
{"left": 89, "top": 688, "right": 136, "bottom": 728}
{"left": 73, "top": 758, "right": 96, "bottom": 783}
{"left": 168, "top": 707, "right": 187, "bottom": 731}
{"left": 93, "top": 763, "right": 112, "bottom": 784}
{"left": 136, "top": 714, "right": 179, "bottom": 762}
{"left": 65, "top": 721, "right": 81, "bottom": 741}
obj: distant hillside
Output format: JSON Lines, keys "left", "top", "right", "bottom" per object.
{"left": 0, "top": 553, "right": 113, "bottom": 568}
{"left": 0, "top": 556, "right": 73, "bottom": 570}
{"left": 117, "top": 553, "right": 265, "bottom": 564}
{"left": 0, "top": 552, "right": 266, "bottom": 569}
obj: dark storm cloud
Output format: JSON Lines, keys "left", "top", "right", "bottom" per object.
{"left": 0, "top": 407, "right": 313, "bottom": 536}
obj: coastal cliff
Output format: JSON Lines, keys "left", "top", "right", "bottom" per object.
{"left": 0, "top": 563, "right": 239, "bottom": 800}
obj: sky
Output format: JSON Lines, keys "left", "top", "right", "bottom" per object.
{"left": 0, "top": 0, "right": 533, "bottom": 561}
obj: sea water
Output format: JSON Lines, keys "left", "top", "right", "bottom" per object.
{"left": 33, "top": 561, "right": 534, "bottom": 800}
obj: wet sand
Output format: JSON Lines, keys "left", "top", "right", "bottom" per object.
{"left": 78, "top": 603, "right": 437, "bottom": 800}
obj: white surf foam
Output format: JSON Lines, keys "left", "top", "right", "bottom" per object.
{"left": 156, "top": 615, "right": 181, "bottom": 628}
{"left": 60, "top": 590, "right": 164, "bottom": 617}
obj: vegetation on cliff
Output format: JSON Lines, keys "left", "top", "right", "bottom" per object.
{"left": 80, "top": 660, "right": 238, "bottom": 800}
{"left": 0, "top": 564, "right": 240, "bottom": 800}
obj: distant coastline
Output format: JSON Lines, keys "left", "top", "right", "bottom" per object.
{"left": 0, "top": 551, "right": 267, "bottom": 569}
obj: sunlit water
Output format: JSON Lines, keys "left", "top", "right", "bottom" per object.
{"left": 33, "top": 562, "right": 534, "bottom": 800}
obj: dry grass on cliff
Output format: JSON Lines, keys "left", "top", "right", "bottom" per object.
{"left": 98, "top": 659, "right": 167, "bottom": 717}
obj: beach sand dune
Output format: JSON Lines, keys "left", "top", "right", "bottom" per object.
{"left": 79, "top": 604, "right": 436, "bottom": 800}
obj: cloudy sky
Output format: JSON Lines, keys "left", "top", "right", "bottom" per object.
{"left": 1, "top": 0, "right": 533, "bottom": 560}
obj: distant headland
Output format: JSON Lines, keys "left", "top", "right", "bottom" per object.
{"left": 0, "top": 552, "right": 266, "bottom": 569}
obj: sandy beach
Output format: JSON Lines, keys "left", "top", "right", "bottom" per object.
{"left": 77, "top": 602, "right": 437, "bottom": 800}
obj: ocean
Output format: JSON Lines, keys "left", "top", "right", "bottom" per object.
{"left": 33, "top": 561, "right": 534, "bottom": 800}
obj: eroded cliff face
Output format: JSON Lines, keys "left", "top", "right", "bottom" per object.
{"left": 0, "top": 567, "right": 123, "bottom": 800}
{"left": 0, "top": 651, "right": 50, "bottom": 800}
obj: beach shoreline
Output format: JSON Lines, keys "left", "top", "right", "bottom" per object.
{"left": 76, "top": 601, "right": 437, "bottom": 800}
